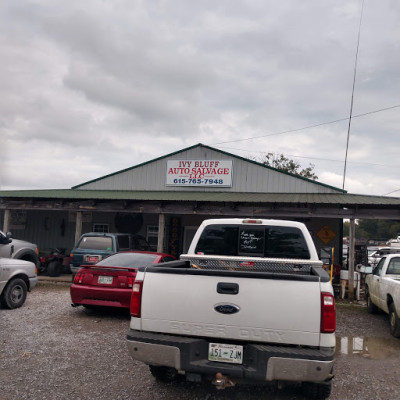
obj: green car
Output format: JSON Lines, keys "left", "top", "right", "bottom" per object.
{"left": 70, "top": 233, "right": 151, "bottom": 275}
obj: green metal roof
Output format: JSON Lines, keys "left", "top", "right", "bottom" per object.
{"left": 1, "top": 189, "right": 399, "bottom": 206}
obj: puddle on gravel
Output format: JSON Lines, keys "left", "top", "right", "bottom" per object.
{"left": 336, "top": 336, "right": 400, "bottom": 359}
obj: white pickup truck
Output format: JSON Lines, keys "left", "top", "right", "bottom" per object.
{"left": 365, "top": 254, "right": 400, "bottom": 337}
{"left": 126, "top": 218, "right": 335, "bottom": 399}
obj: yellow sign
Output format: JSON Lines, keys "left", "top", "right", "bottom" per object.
{"left": 317, "top": 225, "right": 336, "bottom": 244}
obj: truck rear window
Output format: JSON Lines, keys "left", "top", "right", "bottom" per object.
{"left": 77, "top": 236, "right": 113, "bottom": 251}
{"left": 195, "top": 225, "right": 310, "bottom": 259}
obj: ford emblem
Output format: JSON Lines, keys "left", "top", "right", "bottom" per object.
{"left": 214, "top": 304, "right": 240, "bottom": 314}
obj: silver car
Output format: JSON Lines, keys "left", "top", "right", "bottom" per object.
{"left": 0, "top": 258, "right": 38, "bottom": 309}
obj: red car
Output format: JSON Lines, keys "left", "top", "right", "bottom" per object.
{"left": 70, "top": 251, "right": 175, "bottom": 309}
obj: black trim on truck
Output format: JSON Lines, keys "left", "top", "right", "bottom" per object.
{"left": 140, "top": 263, "right": 330, "bottom": 282}
{"left": 126, "top": 329, "right": 334, "bottom": 383}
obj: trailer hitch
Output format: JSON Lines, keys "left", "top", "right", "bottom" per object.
{"left": 212, "top": 372, "right": 235, "bottom": 389}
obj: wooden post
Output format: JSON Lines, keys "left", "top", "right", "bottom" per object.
{"left": 74, "top": 211, "right": 83, "bottom": 244}
{"left": 157, "top": 214, "right": 165, "bottom": 253}
{"left": 3, "top": 209, "right": 11, "bottom": 232}
{"left": 348, "top": 218, "right": 356, "bottom": 300}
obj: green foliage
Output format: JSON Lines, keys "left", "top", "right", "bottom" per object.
{"left": 344, "top": 219, "right": 400, "bottom": 241}
{"left": 262, "top": 153, "right": 318, "bottom": 180}
{"left": 343, "top": 221, "right": 349, "bottom": 237}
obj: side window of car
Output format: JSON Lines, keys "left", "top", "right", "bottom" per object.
{"left": 374, "top": 258, "right": 386, "bottom": 276}
{"left": 386, "top": 258, "right": 400, "bottom": 274}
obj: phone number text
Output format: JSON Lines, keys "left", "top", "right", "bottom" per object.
{"left": 173, "top": 178, "right": 224, "bottom": 185}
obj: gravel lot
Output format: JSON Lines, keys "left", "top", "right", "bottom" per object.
{"left": 1, "top": 280, "right": 400, "bottom": 400}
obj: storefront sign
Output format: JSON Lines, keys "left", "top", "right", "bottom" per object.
{"left": 166, "top": 160, "right": 233, "bottom": 187}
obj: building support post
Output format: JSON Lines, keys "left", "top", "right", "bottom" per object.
{"left": 348, "top": 218, "right": 356, "bottom": 300}
{"left": 74, "top": 211, "right": 83, "bottom": 244}
{"left": 3, "top": 209, "right": 11, "bottom": 232}
{"left": 157, "top": 214, "right": 165, "bottom": 253}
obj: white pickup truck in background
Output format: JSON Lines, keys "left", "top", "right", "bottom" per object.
{"left": 127, "top": 218, "right": 335, "bottom": 399}
{"left": 365, "top": 254, "right": 400, "bottom": 337}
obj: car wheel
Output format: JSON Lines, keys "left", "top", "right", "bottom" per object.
{"left": 149, "top": 365, "right": 178, "bottom": 382}
{"left": 0, "top": 278, "right": 28, "bottom": 309}
{"left": 301, "top": 381, "right": 332, "bottom": 400}
{"left": 47, "top": 261, "right": 61, "bottom": 277}
{"left": 366, "top": 288, "right": 379, "bottom": 314}
{"left": 389, "top": 303, "right": 400, "bottom": 338}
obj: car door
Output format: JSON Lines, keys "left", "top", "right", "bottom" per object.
{"left": 369, "top": 257, "right": 386, "bottom": 309}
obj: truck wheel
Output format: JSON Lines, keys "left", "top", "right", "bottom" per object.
{"left": 149, "top": 365, "right": 178, "bottom": 382}
{"left": 48, "top": 261, "right": 61, "bottom": 277}
{"left": 0, "top": 278, "right": 28, "bottom": 309}
{"left": 301, "top": 381, "right": 332, "bottom": 400}
{"left": 366, "top": 289, "right": 379, "bottom": 314}
{"left": 389, "top": 304, "right": 400, "bottom": 338}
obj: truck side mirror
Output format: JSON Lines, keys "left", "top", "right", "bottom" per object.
{"left": 3, "top": 232, "right": 13, "bottom": 244}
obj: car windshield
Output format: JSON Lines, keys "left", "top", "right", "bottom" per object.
{"left": 95, "top": 252, "right": 157, "bottom": 268}
{"left": 77, "top": 236, "right": 113, "bottom": 250}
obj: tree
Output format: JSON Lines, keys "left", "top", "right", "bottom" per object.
{"left": 262, "top": 153, "right": 318, "bottom": 180}
{"left": 343, "top": 221, "right": 349, "bottom": 237}
{"left": 358, "top": 219, "right": 400, "bottom": 241}
{"left": 343, "top": 219, "right": 400, "bottom": 242}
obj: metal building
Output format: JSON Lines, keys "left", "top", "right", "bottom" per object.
{"left": 1, "top": 143, "right": 400, "bottom": 266}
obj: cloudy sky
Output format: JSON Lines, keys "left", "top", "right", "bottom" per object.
{"left": 1, "top": 0, "right": 399, "bottom": 196}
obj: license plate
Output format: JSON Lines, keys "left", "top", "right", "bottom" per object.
{"left": 86, "top": 255, "right": 100, "bottom": 263}
{"left": 98, "top": 276, "right": 113, "bottom": 284}
{"left": 208, "top": 343, "right": 243, "bottom": 364}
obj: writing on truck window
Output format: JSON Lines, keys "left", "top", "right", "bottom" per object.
{"left": 239, "top": 229, "right": 264, "bottom": 255}
{"left": 195, "top": 225, "right": 310, "bottom": 259}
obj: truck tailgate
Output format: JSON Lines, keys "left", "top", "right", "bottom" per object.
{"left": 140, "top": 271, "right": 322, "bottom": 347}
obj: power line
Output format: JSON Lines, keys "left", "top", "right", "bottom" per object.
{"left": 216, "top": 145, "right": 400, "bottom": 168}
{"left": 382, "top": 188, "right": 400, "bottom": 196}
{"left": 210, "top": 103, "right": 400, "bottom": 146}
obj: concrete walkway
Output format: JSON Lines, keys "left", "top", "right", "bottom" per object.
{"left": 37, "top": 274, "right": 73, "bottom": 283}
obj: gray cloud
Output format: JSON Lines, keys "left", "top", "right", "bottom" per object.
{"left": 1, "top": 0, "right": 400, "bottom": 195}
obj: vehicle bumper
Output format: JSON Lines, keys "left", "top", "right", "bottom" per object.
{"left": 70, "top": 264, "right": 80, "bottom": 274}
{"left": 29, "top": 276, "right": 38, "bottom": 290}
{"left": 70, "top": 284, "right": 132, "bottom": 309}
{"left": 126, "top": 330, "right": 335, "bottom": 383}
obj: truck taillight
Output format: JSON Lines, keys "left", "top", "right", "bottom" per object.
{"left": 130, "top": 280, "right": 143, "bottom": 318}
{"left": 321, "top": 292, "right": 336, "bottom": 333}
